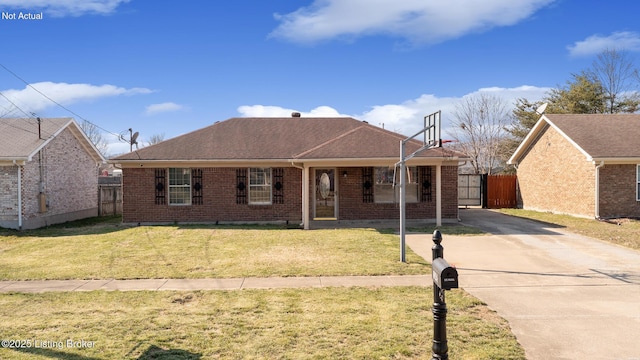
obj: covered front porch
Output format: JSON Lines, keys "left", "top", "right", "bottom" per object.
{"left": 293, "top": 161, "right": 460, "bottom": 230}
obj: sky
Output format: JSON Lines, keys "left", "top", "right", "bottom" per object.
{"left": 1, "top": 0, "right": 640, "bottom": 156}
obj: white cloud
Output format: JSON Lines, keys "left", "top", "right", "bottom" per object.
{"left": 0, "top": 0, "right": 130, "bottom": 17}
{"left": 237, "top": 105, "right": 297, "bottom": 117}
{"left": 145, "top": 102, "right": 184, "bottom": 115}
{"left": 237, "top": 104, "right": 350, "bottom": 118}
{"left": 238, "top": 85, "right": 550, "bottom": 139}
{"left": 311, "top": 86, "right": 546, "bottom": 137}
{"left": 270, "top": 0, "right": 555, "bottom": 45}
{"left": 0, "top": 81, "right": 152, "bottom": 115}
{"left": 567, "top": 31, "right": 640, "bottom": 57}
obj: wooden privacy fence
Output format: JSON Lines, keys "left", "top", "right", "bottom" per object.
{"left": 486, "top": 174, "right": 517, "bottom": 209}
{"left": 98, "top": 184, "right": 122, "bottom": 216}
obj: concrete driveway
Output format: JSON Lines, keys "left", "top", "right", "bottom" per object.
{"left": 407, "top": 208, "right": 640, "bottom": 360}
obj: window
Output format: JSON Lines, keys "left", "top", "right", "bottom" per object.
{"left": 637, "top": 165, "right": 640, "bottom": 201}
{"left": 374, "top": 167, "right": 418, "bottom": 203}
{"left": 169, "top": 168, "right": 191, "bottom": 205}
{"left": 249, "top": 168, "right": 272, "bottom": 204}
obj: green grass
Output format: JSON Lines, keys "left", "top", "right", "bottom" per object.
{"left": 0, "top": 288, "right": 524, "bottom": 360}
{"left": 499, "top": 209, "right": 640, "bottom": 250}
{"left": 0, "top": 220, "right": 428, "bottom": 280}
{"left": 0, "top": 216, "right": 526, "bottom": 359}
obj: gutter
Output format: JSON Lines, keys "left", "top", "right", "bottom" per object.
{"left": 595, "top": 161, "right": 604, "bottom": 219}
{"left": 289, "top": 161, "right": 304, "bottom": 171}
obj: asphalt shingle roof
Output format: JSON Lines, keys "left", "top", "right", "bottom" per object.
{"left": 113, "top": 117, "right": 461, "bottom": 161}
{"left": 510, "top": 113, "right": 640, "bottom": 164}
{"left": 0, "top": 117, "right": 73, "bottom": 160}
{"left": 545, "top": 114, "right": 640, "bottom": 159}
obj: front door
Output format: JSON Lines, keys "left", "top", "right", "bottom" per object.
{"left": 314, "top": 168, "right": 337, "bottom": 219}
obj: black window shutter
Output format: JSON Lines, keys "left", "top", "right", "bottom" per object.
{"left": 155, "top": 169, "right": 166, "bottom": 205}
{"left": 362, "top": 167, "right": 373, "bottom": 203}
{"left": 273, "top": 168, "right": 284, "bottom": 204}
{"left": 192, "top": 169, "right": 203, "bottom": 205}
{"left": 236, "top": 168, "right": 247, "bottom": 204}
{"left": 420, "top": 166, "right": 432, "bottom": 202}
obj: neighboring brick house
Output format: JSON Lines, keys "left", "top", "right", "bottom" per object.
{"left": 508, "top": 114, "right": 640, "bottom": 219}
{"left": 112, "top": 116, "right": 467, "bottom": 229}
{"left": 0, "top": 118, "right": 105, "bottom": 229}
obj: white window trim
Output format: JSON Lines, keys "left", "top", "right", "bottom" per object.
{"left": 249, "top": 168, "right": 272, "bottom": 205}
{"left": 169, "top": 168, "right": 192, "bottom": 206}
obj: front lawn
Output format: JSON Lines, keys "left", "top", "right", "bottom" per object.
{"left": 0, "top": 217, "right": 527, "bottom": 359}
{"left": 0, "top": 287, "right": 524, "bottom": 360}
{"left": 0, "top": 221, "right": 428, "bottom": 280}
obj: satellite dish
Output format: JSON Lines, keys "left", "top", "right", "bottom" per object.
{"left": 535, "top": 103, "right": 548, "bottom": 115}
{"left": 131, "top": 132, "right": 139, "bottom": 145}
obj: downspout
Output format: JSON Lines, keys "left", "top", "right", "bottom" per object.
{"left": 595, "top": 161, "right": 604, "bottom": 219}
{"left": 14, "top": 160, "right": 22, "bottom": 229}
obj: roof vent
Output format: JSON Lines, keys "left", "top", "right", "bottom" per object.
{"left": 291, "top": 112, "right": 301, "bottom": 117}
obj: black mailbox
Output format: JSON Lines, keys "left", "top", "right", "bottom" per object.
{"left": 432, "top": 258, "right": 458, "bottom": 290}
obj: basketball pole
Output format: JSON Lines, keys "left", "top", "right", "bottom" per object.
{"left": 400, "top": 141, "right": 407, "bottom": 262}
{"left": 399, "top": 111, "right": 441, "bottom": 263}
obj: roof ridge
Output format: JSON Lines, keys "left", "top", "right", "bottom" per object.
{"left": 292, "top": 124, "right": 366, "bottom": 159}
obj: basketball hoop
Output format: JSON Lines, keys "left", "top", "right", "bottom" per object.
{"left": 398, "top": 110, "right": 442, "bottom": 262}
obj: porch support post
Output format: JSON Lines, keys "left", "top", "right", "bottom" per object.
{"left": 436, "top": 164, "right": 442, "bottom": 227}
{"left": 303, "top": 165, "right": 310, "bottom": 230}
{"left": 400, "top": 141, "right": 407, "bottom": 263}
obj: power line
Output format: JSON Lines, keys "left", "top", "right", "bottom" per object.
{"left": 0, "top": 91, "right": 43, "bottom": 136}
{"left": 0, "top": 63, "right": 124, "bottom": 139}
{"left": 0, "top": 90, "right": 35, "bottom": 118}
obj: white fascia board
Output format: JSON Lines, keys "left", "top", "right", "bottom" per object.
{"left": 508, "top": 114, "right": 593, "bottom": 164}
{"left": 544, "top": 117, "right": 593, "bottom": 161}
{"left": 508, "top": 114, "right": 547, "bottom": 165}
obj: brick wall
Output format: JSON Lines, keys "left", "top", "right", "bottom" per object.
{"left": 599, "top": 164, "right": 640, "bottom": 218}
{"left": 517, "top": 124, "right": 595, "bottom": 217}
{"left": 323, "top": 166, "right": 457, "bottom": 221}
{"left": 21, "top": 128, "right": 99, "bottom": 225}
{"left": 123, "top": 165, "right": 460, "bottom": 224}
{"left": 0, "top": 166, "right": 19, "bottom": 221}
{"left": 123, "top": 167, "right": 302, "bottom": 223}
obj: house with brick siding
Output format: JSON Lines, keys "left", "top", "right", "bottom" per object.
{"left": 0, "top": 118, "right": 105, "bottom": 229}
{"left": 112, "top": 116, "right": 467, "bottom": 229}
{"left": 508, "top": 114, "right": 640, "bottom": 219}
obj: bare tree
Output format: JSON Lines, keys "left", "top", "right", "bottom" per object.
{"left": 449, "top": 93, "right": 511, "bottom": 174}
{"left": 145, "top": 133, "right": 165, "bottom": 146}
{"left": 588, "top": 48, "right": 640, "bottom": 113}
{"left": 80, "top": 120, "right": 109, "bottom": 156}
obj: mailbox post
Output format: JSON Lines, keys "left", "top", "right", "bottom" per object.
{"left": 431, "top": 230, "right": 458, "bottom": 360}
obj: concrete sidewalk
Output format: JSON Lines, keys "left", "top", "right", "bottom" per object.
{"left": 0, "top": 275, "right": 430, "bottom": 293}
